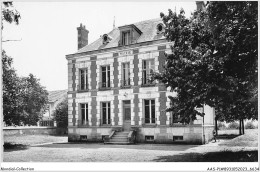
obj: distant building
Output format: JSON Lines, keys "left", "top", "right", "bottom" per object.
{"left": 40, "top": 89, "right": 67, "bottom": 127}
{"left": 66, "top": 2, "right": 214, "bottom": 144}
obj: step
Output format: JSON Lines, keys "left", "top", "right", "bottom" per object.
{"left": 114, "top": 133, "right": 129, "bottom": 136}
{"left": 116, "top": 132, "right": 129, "bottom": 134}
{"left": 112, "top": 138, "right": 128, "bottom": 140}
{"left": 111, "top": 137, "right": 128, "bottom": 139}
{"left": 109, "top": 139, "right": 128, "bottom": 142}
{"left": 105, "top": 142, "right": 130, "bottom": 145}
{"left": 113, "top": 135, "right": 128, "bottom": 138}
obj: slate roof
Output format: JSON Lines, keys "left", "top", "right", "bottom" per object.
{"left": 77, "top": 18, "right": 165, "bottom": 53}
{"left": 48, "top": 89, "right": 67, "bottom": 103}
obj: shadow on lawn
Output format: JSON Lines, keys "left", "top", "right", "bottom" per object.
{"left": 153, "top": 150, "right": 258, "bottom": 162}
{"left": 32, "top": 142, "right": 199, "bottom": 152}
{"left": 4, "top": 142, "right": 29, "bottom": 152}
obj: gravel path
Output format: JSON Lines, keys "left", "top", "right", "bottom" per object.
{"left": 4, "top": 140, "right": 257, "bottom": 162}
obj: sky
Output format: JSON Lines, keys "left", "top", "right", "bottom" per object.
{"left": 2, "top": 1, "right": 197, "bottom": 91}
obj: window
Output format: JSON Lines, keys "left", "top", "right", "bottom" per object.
{"left": 144, "top": 99, "right": 155, "bottom": 124}
{"left": 157, "top": 23, "right": 164, "bottom": 34}
{"left": 121, "top": 62, "right": 130, "bottom": 87}
{"left": 102, "top": 102, "right": 111, "bottom": 125}
{"left": 122, "top": 31, "right": 130, "bottom": 45}
{"left": 101, "top": 66, "right": 110, "bottom": 88}
{"left": 102, "top": 34, "right": 111, "bottom": 44}
{"left": 173, "top": 136, "right": 183, "bottom": 141}
{"left": 145, "top": 135, "right": 154, "bottom": 142}
{"left": 80, "top": 135, "right": 87, "bottom": 141}
{"left": 142, "top": 59, "right": 155, "bottom": 85}
{"left": 80, "top": 104, "right": 88, "bottom": 125}
{"left": 172, "top": 114, "right": 182, "bottom": 124}
{"left": 158, "top": 25, "right": 163, "bottom": 32}
{"left": 79, "top": 69, "right": 88, "bottom": 91}
{"left": 171, "top": 112, "right": 186, "bottom": 125}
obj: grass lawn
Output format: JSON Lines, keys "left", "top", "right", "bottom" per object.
{"left": 154, "top": 150, "right": 258, "bottom": 162}
{"left": 4, "top": 134, "right": 67, "bottom": 150}
{"left": 3, "top": 129, "right": 258, "bottom": 162}
{"left": 155, "top": 129, "right": 258, "bottom": 162}
{"left": 219, "top": 129, "right": 258, "bottom": 147}
{"left": 218, "top": 128, "right": 258, "bottom": 136}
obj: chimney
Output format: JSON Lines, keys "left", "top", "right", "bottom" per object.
{"left": 77, "top": 23, "right": 89, "bottom": 50}
{"left": 196, "top": 1, "right": 205, "bottom": 11}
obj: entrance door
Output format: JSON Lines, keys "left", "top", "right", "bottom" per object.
{"left": 123, "top": 100, "right": 131, "bottom": 131}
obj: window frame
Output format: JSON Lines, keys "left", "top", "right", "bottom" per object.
{"left": 122, "top": 30, "right": 131, "bottom": 46}
{"left": 100, "top": 65, "right": 111, "bottom": 89}
{"left": 143, "top": 99, "right": 156, "bottom": 124}
{"left": 121, "top": 62, "right": 131, "bottom": 88}
{"left": 142, "top": 59, "right": 155, "bottom": 86}
{"left": 79, "top": 103, "right": 88, "bottom": 126}
{"left": 101, "top": 102, "right": 111, "bottom": 125}
{"left": 170, "top": 112, "right": 187, "bottom": 126}
{"left": 78, "top": 68, "right": 89, "bottom": 92}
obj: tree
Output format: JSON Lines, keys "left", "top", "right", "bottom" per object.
{"left": 3, "top": 66, "right": 49, "bottom": 126}
{"left": 53, "top": 99, "right": 68, "bottom": 128}
{"left": 2, "top": 2, "right": 22, "bottom": 125}
{"left": 2, "top": 2, "right": 48, "bottom": 126}
{"left": 19, "top": 74, "right": 49, "bottom": 126}
{"left": 155, "top": 2, "right": 257, "bottom": 129}
{"left": 2, "top": 50, "right": 23, "bottom": 125}
{"left": 2, "top": 2, "right": 21, "bottom": 30}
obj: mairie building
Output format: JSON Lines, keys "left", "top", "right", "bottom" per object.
{"left": 65, "top": 2, "right": 214, "bottom": 144}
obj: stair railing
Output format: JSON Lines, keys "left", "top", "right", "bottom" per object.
{"left": 104, "top": 130, "right": 116, "bottom": 143}
{"left": 128, "top": 130, "right": 137, "bottom": 144}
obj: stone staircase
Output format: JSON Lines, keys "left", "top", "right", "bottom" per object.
{"left": 104, "top": 131, "right": 136, "bottom": 145}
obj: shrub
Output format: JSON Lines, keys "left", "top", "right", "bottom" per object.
{"left": 245, "top": 121, "right": 256, "bottom": 129}
{"left": 228, "top": 122, "right": 239, "bottom": 129}
{"left": 217, "top": 122, "right": 226, "bottom": 130}
{"left": 53, "top": 99, "right": 68, "bottom": 128}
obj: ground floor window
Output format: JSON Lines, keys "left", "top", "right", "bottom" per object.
{"left": 102, "top": 102, "right": 111, "bottom": 125}
{"left": 172, "top": 114, "right": 182, "bottom": 124}
{"left": 144, "top": 99, "right": 155, "bottom": 124}
{"left": 40, "top": 120, "right": 54, "bottom": 126}
{"left": 173, "top": 136, "right": 183, "bottom": 141}
{"left": 80, "top": 103, "right": 88, "bottom": 125}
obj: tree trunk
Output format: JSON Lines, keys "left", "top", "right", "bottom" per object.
{"left": 242, "top": 119, "right": 245, "bottom": 134}
{"left": 215, "top": 117, "right": 218, "bottom": 136}
{"left": 239, "top": 119, "right": 242, "bottom": 135}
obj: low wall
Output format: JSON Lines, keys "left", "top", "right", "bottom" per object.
{"left": 3, "top": 126, "right": 67, "bottom": 136}
{"left": 68, "top": 127, "right": 112, "bottom": 142}
{"left": 137, "top": 125, "right": 204, "bottom": 144}
{"left": 68, "top": 125, "right": 214, "bottom": 144}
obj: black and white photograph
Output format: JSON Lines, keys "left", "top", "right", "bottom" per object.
{"left": 1, "top": 1, "right": 259, "bottom": 171}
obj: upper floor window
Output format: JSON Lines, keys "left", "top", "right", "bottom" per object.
{"left": 121, "top": 62, "right": 130, "bottom": 88}
{"left": 79, "top": 69, "right": 88, "bottom": 91}
{"left": 142, "top": 59, "right": 155, "bottom": 86}
{"left": 100, "top": 66, "right": 110, "bottom": 89}
{"left": 144, "top": 99, "right": 156, "bottom": 124}
{"left": 80, "top": 103, "right": 88, "bottom": 126}
{"left": 122, "top": 31, "right": 130, "bottom": 45}
{"left": 118, "top": 24, "right": 141, "bottom": 46}
{"left": 102, "top": 102, "right": 111, "bottom": 125}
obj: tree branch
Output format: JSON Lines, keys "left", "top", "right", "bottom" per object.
{"left": 2, "top": 39, "right": 22, "bottom": 42}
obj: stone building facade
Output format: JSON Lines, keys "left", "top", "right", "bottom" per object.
{"left": 66, "top": 9, "right": 214, "bottom": 144}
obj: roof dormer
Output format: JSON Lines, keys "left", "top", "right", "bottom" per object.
{"left": 118, "top": 24, "right": 142, "bottom": 46}
{"left": 156, "top": 23, "right": 165, "bottom": 34}
{"left": 102, "top": 34, "right": 112, "bottom": 44}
